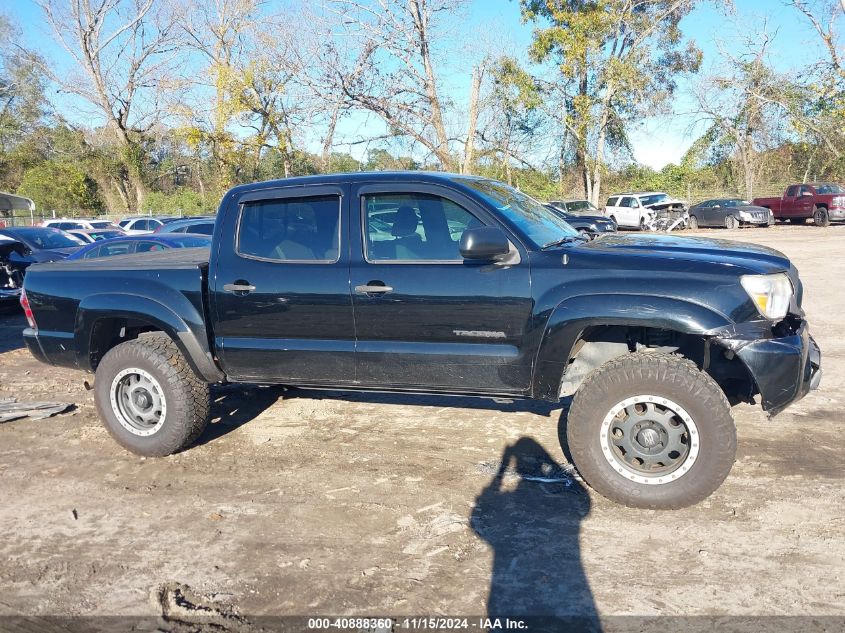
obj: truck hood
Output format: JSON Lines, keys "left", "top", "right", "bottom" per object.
{"left": 579, "top": 233, "right": 790, "bottom": 274}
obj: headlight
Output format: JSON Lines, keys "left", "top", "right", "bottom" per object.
{"left": 740, "top": 273, "right": 793, "bottom": 320}
{"left": 833, "top": 196, "right": 845, "bottom": 207}
{"left": 739, "top": 211, "right": 753, "bottom": 219}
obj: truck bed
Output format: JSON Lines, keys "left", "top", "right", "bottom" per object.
{"left": 22, "top": 248, "right": 215, "bottom": 377}
{"left": 32, "top": 247, "right": 210, "bottom": 272}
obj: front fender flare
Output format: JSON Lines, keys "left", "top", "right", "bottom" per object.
{"left": 75, "top": 293, "right": 224, "bottom": 383}
{"left": 531, "top": 294, "right": 732, "bottom": 400}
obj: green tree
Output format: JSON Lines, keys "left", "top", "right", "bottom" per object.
{"left": 520, "top": 0, "right": 704, "bottom": 204}
{"left": 17, "top": 161, "right": 102, "bottom": 213}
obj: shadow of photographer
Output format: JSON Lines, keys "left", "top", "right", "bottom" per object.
{"left": 471, "top": 436, "right": 601, "bottom": 632}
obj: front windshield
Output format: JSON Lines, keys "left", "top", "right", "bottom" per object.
{"left": 458, "top": 179, "right": 579, "bottom": 247}
{"left": 639, "top": 193, "right": 669, "bottom": 206}
{"left": 565, "top": 200, "right": 598, "bottom": 215}
{"left": 7, "top": 227, "right": 85, "bottom": 249}
{"left": 816, "top": 184, "right": 845, "bottom": 194}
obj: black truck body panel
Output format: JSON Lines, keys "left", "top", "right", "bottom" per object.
{"left": 21, "top": 172, "right": 820, "bottom": 414}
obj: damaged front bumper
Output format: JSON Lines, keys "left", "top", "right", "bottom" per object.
{"left": 713, "top": 318, "right": 821, "bottom": 416}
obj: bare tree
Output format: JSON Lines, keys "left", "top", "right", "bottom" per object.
{"left": 693, "top": 33, "right": 788, "bottom": 199}
{"left": 788, "top": 0, "right": 844, "bottom": 74}
{"left": 36, "top": 0, "right": 180, "bottom": 211}
{"left": 323, "top": 0, "right": 462, "bottom": 171}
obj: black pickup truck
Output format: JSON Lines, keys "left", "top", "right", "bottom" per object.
{"left": 20, "top": 172, "right": 821, "bottom": 509}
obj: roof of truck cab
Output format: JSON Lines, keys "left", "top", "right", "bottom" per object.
{"left": 226, "top": 171, "right": 489, "bottom": 195}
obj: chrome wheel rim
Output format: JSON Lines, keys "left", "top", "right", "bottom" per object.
{"left": 600, "top": 395, "right": 699, "bottom": 485}
{"left": 110, "top": 367, "right": 167, "bottom": 436}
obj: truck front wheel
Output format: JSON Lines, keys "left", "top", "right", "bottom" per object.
{"left": 813, "top": 206, "right": 830, "bottom": 227}
{"left": 566, "top": 353, "right": 736, "bottom": 509}
{"left": 94, "top": 333, "right": 210, "bottom": 457}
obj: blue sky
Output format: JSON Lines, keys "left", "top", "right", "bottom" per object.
{"left": 6, "top": 0, "right": 828, "bottom": 170}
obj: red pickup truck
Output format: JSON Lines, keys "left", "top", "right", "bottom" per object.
{"left": 752, "top": 183, "right": 845, "bottom": 226}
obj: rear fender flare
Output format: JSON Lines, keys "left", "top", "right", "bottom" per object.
{"left": 531, "top": 294, "right": 732, "bottom": 400}
{"left": 75, "top": 293, "right": 224, "bottom": 382}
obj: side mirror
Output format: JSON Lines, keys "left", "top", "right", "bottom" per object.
{"left": 713, "top": 204, "right": 721, "bottom": 209}
{"left": 459, "top": 226, "right": 510, "bottom": 260}
{"left": 801, "top": 191, "right": 813, "bottom": 197}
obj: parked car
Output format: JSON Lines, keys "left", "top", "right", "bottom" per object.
{"left": 548, "top": 199, "right": 602, "bottom": 215}
{"left": 67, "top": 229, "right": 126, "bottom": 243}
{"left": 688, "top": 199, "right": 774, "bottom": 229}
{"left": 20, "top": 172, "right": 820, "bottom": 509}
{"left": 0, "top": 226, "right": 85, "bottom": 258}
{"left": 0, "top": 227, "right": 85, "bottom": 306}
{"left": 154, "top": 216, "right": 216, "bottom": 235}
{"left": 752, "top": 183, "right": 845, "bottom": 226}
{"left": 604, "top": 192, "right": 688, "bottom": 230}
{"left": 1, "top": 237, "right": 29, "bottom": 307}
{"left": 545, "top": 202, "right": 617, "bottom": 238}
{"left": 117, "top": 216, "right": 179, "bottom": 235}
{"left": 42, "top": 218, "right": 123, "bottom": 231}
{"left": 67, "top": 233, "right": 212, "bottom": 260}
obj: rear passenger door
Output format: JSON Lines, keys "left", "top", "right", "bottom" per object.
{"left": 349, "top": 183, "right": 534, "bottom": 393}
{"left": 211, "top": 184, "right": 355, "bottom": 383}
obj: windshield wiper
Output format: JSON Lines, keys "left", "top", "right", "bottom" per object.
{"left": 541, "top": 235, "right": 589, "bottom": 250}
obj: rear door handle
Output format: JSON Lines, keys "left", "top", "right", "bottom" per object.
{"left": 355, "top": 284, "right": 393, "bottom": 295}
{"left": 223, "top": 283, "right": 256, "bottom": 293}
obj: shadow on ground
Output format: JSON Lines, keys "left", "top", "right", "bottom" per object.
{"left": 194, "top": 383, "right": 286, "bottom": 447}
{"left": 0, "top": 312, "right": 25, "bottom": 354}
{"left": 472, "top": 436, "right": 600, "bottom": 631}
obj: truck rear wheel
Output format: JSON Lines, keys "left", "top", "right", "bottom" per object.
{"left": 566, "top": 353, "right": 736, "bottom": 509}
{"left": 94, "top": 333, "right": 210, "bottom": 457}
{"left": 813, "top": 206, "right": 830, "bottom": 227}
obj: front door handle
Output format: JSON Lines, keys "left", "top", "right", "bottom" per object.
{"left": 223, "top": 282, "right": 256, "bottom": 294}
{"left": 355, "top": 284, "right": 393, "bottom": 295}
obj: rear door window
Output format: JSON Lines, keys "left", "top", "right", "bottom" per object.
{"left": 136, "top": 241, "right": 165, "bottom": 253}
{"left": 237, "top": 194, "right": 341, "bottom": 262}
{"left": 99, "top": 242, "right": 132, "bottom": 257}
{"left": 786, "top": 186, "right": 798, "bottom": 197}
{"left": 189, "top": 223, "right": 214, "bottom": 235}
{"left": 606, "top": 197, "right": 619, "bottom": 207}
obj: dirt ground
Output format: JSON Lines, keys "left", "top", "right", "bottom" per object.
{"left": 0, "top": 224, "right": 843, "bottom": 626}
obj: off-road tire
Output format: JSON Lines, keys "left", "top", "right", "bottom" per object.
{"left": 813, "top": 206, "right": 830, "bottom": 227}
{"left": 567, "top": 353, "right": 736, "bottom": 509}
{"left": 688, "top": 215, "right": 699, "bottom": 230}
{"left": 94, "top": 333, "right": 210, "bottom": 456}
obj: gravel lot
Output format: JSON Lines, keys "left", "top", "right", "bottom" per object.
{"left": 0, "top": 224, "right": 843, "bottom": 626}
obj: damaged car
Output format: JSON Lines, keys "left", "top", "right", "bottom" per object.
{"left": 0, "top": 227, "right": 84, "bottom": 308}
{"left": 605, "top": 192, "right": 689, "bottom": 231}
